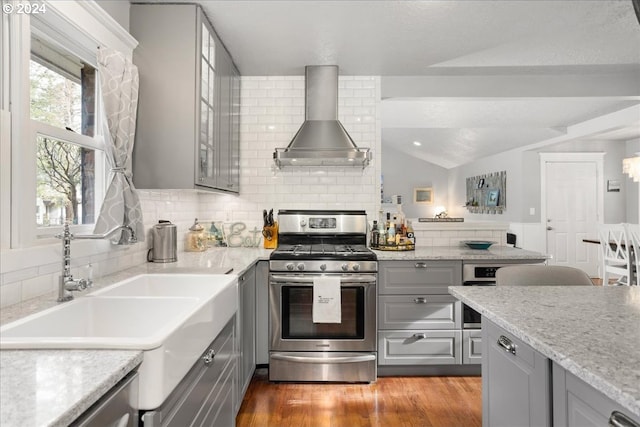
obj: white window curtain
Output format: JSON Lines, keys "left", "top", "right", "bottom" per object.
{"left": 93, "top": 47, "right": 144, "bottom": 243}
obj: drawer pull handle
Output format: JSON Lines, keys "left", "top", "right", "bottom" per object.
{"left": 203, "top": 349, "right": 216, "bottom": 365}
{"left": 414, "top": 297, "right": 428, "bottom": 304}
{"left": 415, "top": 262, "right": 428, "bottom": 268}
{"left": 497, "top": 335, "right": 517, "bottom": 355}
{"left": 609, "top": 411, "right": 640, "bottom": 427}
{"left": 413, "top": 333, "right": 427, "bottom": 340}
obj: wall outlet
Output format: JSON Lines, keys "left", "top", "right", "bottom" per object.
{"left": 529, "top": 207, "right": 535, "bottom": 215}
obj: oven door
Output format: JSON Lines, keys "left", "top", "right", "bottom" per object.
{"left": 269, "top": 273, "right": 377, "bottom": 352}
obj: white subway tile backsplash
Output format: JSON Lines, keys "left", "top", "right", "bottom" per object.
{"left": 0, "top": 282, "right": 22, "bottom": 308}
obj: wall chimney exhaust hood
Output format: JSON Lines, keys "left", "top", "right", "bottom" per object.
{"left": 273, "top": 65, "right": 371, "bottom": 169}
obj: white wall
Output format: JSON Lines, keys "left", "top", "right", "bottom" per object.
{"left": 382, "top": 145, "right": 449, "bottom": 218}
{"left": 447, "top": 149, "right": 526, "bottom": 222}
{"left": 625, "top": 138, "right": 640, "bottom": 223}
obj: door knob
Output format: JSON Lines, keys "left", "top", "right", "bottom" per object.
{"left": 547, "top": 226, "right": 553, "bottom": 231}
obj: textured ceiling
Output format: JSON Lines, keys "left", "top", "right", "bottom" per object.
{"left": 145, "top": 0, "right": 640, "bottom": 167}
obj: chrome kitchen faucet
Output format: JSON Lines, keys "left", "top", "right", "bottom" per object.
{"left": 55, "top": 223, "right": 137, "bottom": 302}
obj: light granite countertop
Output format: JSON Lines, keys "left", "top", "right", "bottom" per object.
{"left": 374, "top": 245, "right": 548, "bottom": 261}
{"left": 449, "top": 285, "right": 640, "bottom": 418}
{"left": 0, "top": 247, "right": 270, "bottom": 427}
{"left": 0, "top": 350, "right": 143, "bottom": 427}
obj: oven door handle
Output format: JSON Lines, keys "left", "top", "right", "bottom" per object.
{"left": 270, "top": 353, "right": 376, "bottom": 364}
{"left": 269, "top": 274, "right": 377, "bottom": 284}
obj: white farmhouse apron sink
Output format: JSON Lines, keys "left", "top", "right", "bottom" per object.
{"left": 0, "top": 274, "right": 238, "bottom": 410}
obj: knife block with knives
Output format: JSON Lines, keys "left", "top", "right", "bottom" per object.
{"left": 262, "top": 209, "right": 278, "bottom": 249}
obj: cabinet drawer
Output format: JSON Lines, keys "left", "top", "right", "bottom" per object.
{"left": 379, "top": 261, "right": 462, "bottom": 294}
{"left": 160, "top": 318, "right": 235, "bottom": 427}
{"left": 379, "top": 295, "right": 461, "bottom": 330}
{"left": 463, "top": 329, "right": 482, "bottom": 364}
{"left": 195, "top": 359, "right": 236, "bottom": 427}
{"left": 378, "top": 330, "right": 462, "bottom": 365}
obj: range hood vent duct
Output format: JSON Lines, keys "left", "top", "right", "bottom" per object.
{"left": 273, "top": 65, "right": 371, "bottom": 169}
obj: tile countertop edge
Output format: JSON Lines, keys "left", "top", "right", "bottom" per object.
{"left": 0, "top": 350, "right": 143, "bottom": 427}
{"left": 448, "top": 286, "right": 640, "bottom": 419}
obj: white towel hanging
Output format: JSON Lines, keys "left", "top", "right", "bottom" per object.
{"left": 312, "top": 276, "right": 342, "bottom": 323}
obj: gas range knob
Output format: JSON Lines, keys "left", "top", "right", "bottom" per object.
{"left": 300, "top": 219, "right": 307, "bottom": 227}
{"left": 286, "top": 263, "right": 295, "bottom": 271}
{"left": 352, "top": 263, "right": 361, "bottom": 272}
{"left": 296, "top": 263, "right": 305, "bottom": 271}
{"left": 320, "top": 264, "right": 327, "bottom": 271}
{"left": 341, "top": 263, "right": 349, "bottom": 271}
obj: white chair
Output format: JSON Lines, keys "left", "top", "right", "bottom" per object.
{"left": 598, "top": 224, "right": 632, "bottom": 286}
{"left": 496, "top": 265, "right": 593, "bottom": 286}
{"left": 624, "top": 223, "right": 639, "bottom": 286}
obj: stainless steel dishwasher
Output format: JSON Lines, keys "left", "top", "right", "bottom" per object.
{"left": 71, "top": 372, "right": 139, "bottom": 427}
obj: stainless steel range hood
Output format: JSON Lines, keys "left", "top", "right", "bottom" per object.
{"left": 273, "top": 66, "right": 371, "bottom": 169}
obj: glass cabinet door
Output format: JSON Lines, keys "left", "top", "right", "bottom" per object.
{"left": 197, "top": 22, "right": 217, "bottom": 187}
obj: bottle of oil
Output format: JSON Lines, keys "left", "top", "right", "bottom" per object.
{"left": 371, "top": 221, "right": 379, "bottom": 248}
{"left": 386, "top": 212, "right": 396, "bottom": 245}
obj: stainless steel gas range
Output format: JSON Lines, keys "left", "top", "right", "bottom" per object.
{"left": 268, "top": 210, "right": 378, "bottom": 382}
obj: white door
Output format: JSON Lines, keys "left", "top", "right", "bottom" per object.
{"left": 544, "top": 161, "right": 599, "bottom": 276}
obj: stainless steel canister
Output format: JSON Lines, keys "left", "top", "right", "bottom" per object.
{"left": 148, "top": 220, "right": 177, "bottom": 263}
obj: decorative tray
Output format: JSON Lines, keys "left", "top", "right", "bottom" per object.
{"left": 375, "top": 243, "right": 415, "bottom": 251}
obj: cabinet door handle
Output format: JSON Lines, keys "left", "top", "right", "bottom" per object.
{"left": 412, "top": 333, "right": 427, "bottom": 340}
{"left": 203, "top": 349, "right": 216, "bottom": 365}
{"left": 497, "top": 335, "right": 517, "bottom": 355}
{"left": 415, "top": 262, "right": 428, "bottom": 268}
{"left": 413, "top": 297, "right": 428, "bottom": 304}
{"left": 609, "top": 411, "right": 640, "bottom": 427}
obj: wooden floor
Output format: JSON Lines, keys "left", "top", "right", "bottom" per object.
{"left": 236, "top": 370, "right": 482, "bottom": 427}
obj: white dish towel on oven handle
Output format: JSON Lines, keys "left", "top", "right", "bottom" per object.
{"left": 312, "top": 276, "right": 342, "bottom": 323}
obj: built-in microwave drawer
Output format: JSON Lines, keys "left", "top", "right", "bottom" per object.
{"left": 378, "top": 295, "right": 461, "bottom": 330}
{"left": 378, "top": 261, "right": 462, "bottom": 294}
{"left": 378, "top": 330, "right": 462, "bottom": 365}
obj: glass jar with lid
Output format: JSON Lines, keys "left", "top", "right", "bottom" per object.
{"left": 186, "top": 218, "right": 207, "bottom": 252}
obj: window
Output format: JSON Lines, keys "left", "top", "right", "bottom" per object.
{"left": 29, "top": 36, "right": 104, "bottom": 235}
{"left": 3, "top": 0, "right": 136, "bottom": 248}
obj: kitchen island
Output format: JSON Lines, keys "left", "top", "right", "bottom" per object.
{"left": 449, "top": 285, "right": 640, "bottom": 423}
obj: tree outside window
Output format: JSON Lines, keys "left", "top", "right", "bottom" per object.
{"left": 30, "top": 59, "right": 96, "bottom": 226}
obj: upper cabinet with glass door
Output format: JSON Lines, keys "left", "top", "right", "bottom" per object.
{"left": 130, "top": 4, "right": 240, "bottom": 194}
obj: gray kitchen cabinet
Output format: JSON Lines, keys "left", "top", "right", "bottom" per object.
{"left": 482, "top": 318, "right": 551, "bottom": 427}
{"left": 130, "top": 4, "right": 240, "bottom": 193}
{"left": 141, "top": 317, "right": 236, "bottom": 427}
{"left": 378, "top": 260, "right": 462, "bottom": 368}
{"left": 552, "top": 362, "right": 640, "bottom": 427}
{"left": 378, "top": 260, "right": 462, "bottom": 294}
{"left": 378, "top": 295, "right": 459, "bottom": 330}
{"left": 254, "top": 261, "right": 270, "bottom": 365}
{"left": 378, "top": 330, "right": 462, "bottom": 365}
{"left": 462, "top": 329, "right": 482, "bottom": 364}
{"left": 237, "top": 265, "right": 256, "bottom": 409}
